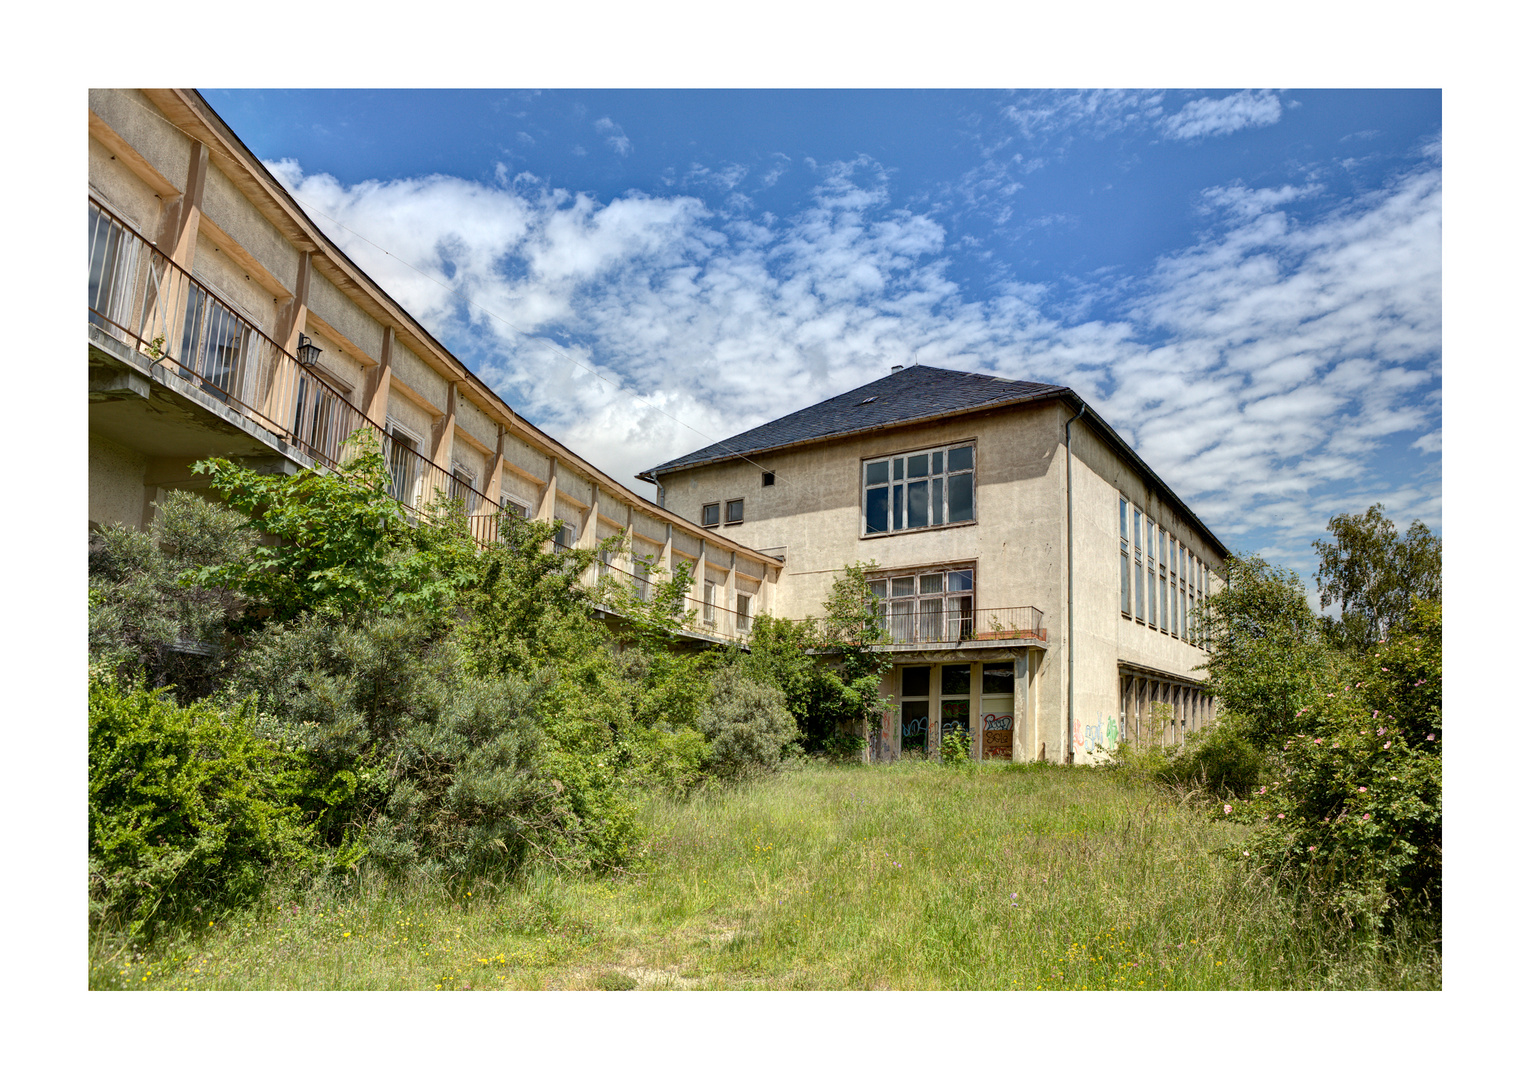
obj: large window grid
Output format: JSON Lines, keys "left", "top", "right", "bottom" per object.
{"left": 1119, "top": 494, "right": 1210, "bottom": 651}
{"left": 863, "top": 443, "right": 975, "bottom": 536}
{"left": 867, "top": 565, "right": 976, "bottom": 644}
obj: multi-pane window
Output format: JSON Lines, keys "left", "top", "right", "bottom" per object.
{"left": 1133, "top": 509, "right": 1144, "bottom": 622}
{"left": 1145, "top": 520, "right": 1157, "bottom": 629}
{"left": 726, "top": 498, "right": 744, "bottom": 524}
{"left": 450, "top": 467, "right": 479, "bottom": 516}
{"left": 867, "top": 566, "right": 975, "bottom": 644}
{"left": 736, "top": 593, "right": 751, "bottom": 632}
{"left": 386, "top": 424, "right": 421, "bottom": 508}
{"left": 1179, "top": 546, "right": 1189, "bottom": 640}
{"left": 863, "top": 443, "right": 975, "bottom": 535}
{"left": 702, "top": 580, "right": 718, "bottom": 626}
{"left": 1120, "top": 498, "right": 1131, "bottom": 616}
{"left": 1159, "top": 526, "right": 1169, "bottom": 634}
{"left": 501, "top": 496, "right": 528, "bottom": 519}
{"left": 1169, "top": 539, "right": 1179, "bottom": 637}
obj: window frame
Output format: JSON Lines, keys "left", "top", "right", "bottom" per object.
{"left": 725, "top": 498, "right": 744, "bottom": 525}
{"left": 701, "top": 502, "right": 720, "bottom": 528}
{"left": 865, "top": 563, "right": 977, "bottom": 644}
{"left": 860, "top": 441, "right": 977, "bottom": 538}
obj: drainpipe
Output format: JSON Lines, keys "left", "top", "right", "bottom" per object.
{"left": 1065, "top": 401, "right": 1087, "bottom": 765}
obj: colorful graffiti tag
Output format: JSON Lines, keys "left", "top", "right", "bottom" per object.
{"left": 1073, "top": 713, "right": 1121, "bottom": 755}
{"left": 982, "top": 712, "right": 1014, "bottom": 760}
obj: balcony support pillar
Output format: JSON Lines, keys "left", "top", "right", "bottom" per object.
{"left": 156, "top": 139, "right": 208, "bottom": 268}
{"left": 430, "top": 382, "right": 458, "bottom": 477}
{"left": 362, "top": 326, "right": 394, "bottom": 431}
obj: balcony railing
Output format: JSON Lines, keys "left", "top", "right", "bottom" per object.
{"left": 867, "top": 605, "right": 1046, "bottom": 646}
{"left": 89, "top": 197, "right": 498, "bottom": 546}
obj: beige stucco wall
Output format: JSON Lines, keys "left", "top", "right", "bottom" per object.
{"left": 89, "top": 90, "right": 192, "bottom": 196}
{"left": 308, "top": 272, "right": 385, "bottom": 363}
{"left": 90, "top": 433, "right": 149, "bottom": 530}
{"left": 201, "top": 164, "right": 300, "bottom": 292}
{"left": 88, "top": 137, "right": 164, "bottom": 234}
{"left": 659, "top": 399, "right": 1225, "bottom": 763}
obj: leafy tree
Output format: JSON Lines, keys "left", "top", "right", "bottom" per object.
{"left": 697, "top": 666, "right": 798, "bottom": 781}
{"left": 188, "top": 432, "right": 479, "bottom": 627}
{"left": 1200, "top": 554, "right": 1332, "bottom": 748}
{"left": 1313, "top": 504, "right": 1441, "bottom": 652}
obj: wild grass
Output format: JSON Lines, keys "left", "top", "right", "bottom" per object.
{"left": 89, "top": 762, "right": 1439, "bottom": 990}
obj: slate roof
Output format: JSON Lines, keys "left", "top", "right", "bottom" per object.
{"left": 640, "top": 365, "right": 1068, "bottom": 479}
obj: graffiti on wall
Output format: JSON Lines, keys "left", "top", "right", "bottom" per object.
{"left": 1073, "top": 713, "right": 1121, "bottom": 755}
{"left": 982, "top": 712, "right": 1013, "bottom": 760}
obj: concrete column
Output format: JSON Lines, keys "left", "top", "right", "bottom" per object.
{"left": 362, "top": 326, "right": 394, "bottom": 431}
{"left": 724, "top": 552, "right": 738, "bottom": 638}
{"left": 430, "top": 382, "right": 458, "bottom": 475}
{"left": 157, "top": 139, "right": 208, "bottom": 267}
{"left": 1014, "top": 653, "right": 1028, "bottom": 761}
{"left": 659, "top": 525, "right": 673, "bottom": 588}
{"left": 537, "top": 455, "right": 558, "bottom": 524}
{"left": 485, "top": 425, "right": 506, "bottom": 506}
{"left": 969, "top": 661, "right": 983, "bottom": 762}
{"left": 276, "top": 250, "right": 312, "bottom": 357}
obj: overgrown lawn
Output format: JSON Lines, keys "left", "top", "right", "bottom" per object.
{"left": 90, "top": 763, "right": 1439, "bottom": 991}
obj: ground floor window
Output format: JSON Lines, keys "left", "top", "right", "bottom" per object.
{"left": 1118, "top": 670, "right": 1212, "bottom": 747}
{"left": 894, "top": 660, "right": 1021, "bottom": 760}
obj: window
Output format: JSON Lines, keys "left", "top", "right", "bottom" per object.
{"left": 180, "top": 282, "right": 248, "bottom": 400}
{"left": 293, "top": 372, "right": 338, "bottom": 461}
{"left": 726, "top": 498, "right": 744, "bottom": 525}
{"left": 863, "top": 442, "right": 975, "bottom": 535}
{"left": 88, "top": 203, "right": 142, "bottom": 338}
{"left": 1120, "top": 498, "right": 1132, "bottom": 616}
{"left": 501, "top": 496, "right": 528, "bottom": 519}
{"left": 702, "top": 580, "right": 718, "bottom": 626}
{"left": 554, "top": 521, "right": 573, "bottom": 548}
{"left": 866, "top": 565, "right": 975, "bottom": 644}
{"left": 450, "top": 467, "right": 480, "bottom": 516}
{"left": 1133, "top": 509, "right": 1144, "bottom": 621}
{"left": 1145, "top": 519, "right": 1157, "bottom": 629}
{"left": 762, "top": 472, "right": 775, "bottom": 487}
{"left": 736, "top": 592, "right": 751, "bottom": 632}
{"left": 1169, "top": 537, "right": 1179, "bottom": 637}
{"left": 386, "top": 424, "right": 421, "bottom": 508}
{"left": 701, "top": 502, "right": 720, "bottom": 527}
{"left": 1159, "top": 526, "right": 1169, "bottom": 635}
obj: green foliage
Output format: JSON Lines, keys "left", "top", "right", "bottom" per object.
{"left": 224, "top": 612, "right": 563, "bottom": 877}
{"left": 698, "top": 666, "right": 799, "bottom": 781}
{"left": 1200, "top": 554, "right": 1332, "bottom": 749}
{"left": 88, "top": 669, "right": 312, "bottom": 938}
{"left": 940, "top": 726, "right": 972, "bottom": 765}
{"left": 188, "top": 432, "right": 479, "bottom": 626}
{"left": 1226, "top": 599, "right": 1441, "bottom": 932}
{"left": 1112, "top": 720, "right": 1264, "bottom": 798}
{"left": 1313, "top": 504, "right": 1441, "bottom": 653}
{"left": 89, "top": 490, "right": 254, "bottom": 698}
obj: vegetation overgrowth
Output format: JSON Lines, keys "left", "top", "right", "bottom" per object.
{"left": 89, "top": 763, "right": 1438, "bottom": 991}
{"left": 87, "top": 439, "right": 1441, "bottom": 986}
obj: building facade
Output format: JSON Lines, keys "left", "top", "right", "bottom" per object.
{"left": 89, "top": 90, "right": 1226, "bottom": 765}
{"left": 88, "top": 88, "right": 779, "bottom": 645}
{"left": 640, "top": 366, "right": 1230, "bottom": 763}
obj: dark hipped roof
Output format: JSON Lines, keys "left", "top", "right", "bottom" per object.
{"left": 642, "top": 366, "right": 1066, "bottom": 477}
{"left": 638, "top": 364, "right": 1229, "bottom": 559}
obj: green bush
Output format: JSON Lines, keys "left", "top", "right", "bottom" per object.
{"left": 1227, "top": 600, "right": 1441, "bottom": 931}
{"left": 226, "top": 612, "right": 557, "bottom": 878}
{"left": 89, "top": 490, "right": 253, "bottom": 698}
{"left": 1160, "top": 722, "right": 1265, "bottom": 797}
{"left": 698, "top": 666, "right": 798, "bottom": 781}
{"left": 940, "top": 727, "right": 972, "bottom": 765}
{"left": 88, "top": 669, "right": 311, "bottom": 938}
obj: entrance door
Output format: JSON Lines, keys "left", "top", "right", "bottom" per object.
{"left": 980, "top": 663, "right": 1016, "bottom": 760}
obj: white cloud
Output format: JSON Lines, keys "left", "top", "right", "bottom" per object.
{"left": 268, "top": 152, "right": 1440, "bottom": 576}
{"left": 1162, "top": 89, "right": 1283, "bottom": 140}
{"left": 594, "top": 117, "right": 633, "bottom": 156}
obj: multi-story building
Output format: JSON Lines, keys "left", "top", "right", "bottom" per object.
{"left": 88, "top": 88, "right": 779, "bottom": 645}
{"left": 640, "top": 365, "right": 1230, "bottom": 763}
{"left": 88, "top": 89, "right": 1226, "bottom": 765}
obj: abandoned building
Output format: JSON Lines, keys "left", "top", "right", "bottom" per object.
{"left": 89, "top": 89, "right": 1227, "bottom": 764}
{"left": 641, "top": 365, "right": 1229, "bottom": 762}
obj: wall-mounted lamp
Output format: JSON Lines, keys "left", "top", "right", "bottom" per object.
{"left": 296, "top": 333, "right": 322, "bottom": 367}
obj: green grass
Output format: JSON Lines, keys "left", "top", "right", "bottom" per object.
{"left": 89, "top": 762, "right": 1440, "bottom": 990}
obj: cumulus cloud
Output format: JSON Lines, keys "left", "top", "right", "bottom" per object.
{"left": 1162, "top": 89, "right": 1283, "bottom": 140}
{"left": 269, "top": 148, "right": 1440, "bottom": 576}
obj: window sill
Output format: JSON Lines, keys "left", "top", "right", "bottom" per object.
{"left": 861, "top": 519, "right": 978, "bottom": 541}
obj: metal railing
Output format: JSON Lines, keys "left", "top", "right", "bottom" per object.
{"left": 867, "top": 605, "right": 1046, "bottom": 645}
{"left": 89, "top": 197, "right": 499, "bottom": 545}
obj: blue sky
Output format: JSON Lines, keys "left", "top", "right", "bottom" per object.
{"left": 204, "top": 88, "right": 1441, "bottom": 590}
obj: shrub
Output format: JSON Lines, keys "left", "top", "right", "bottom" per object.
{"left": 88, "top": 669, "right": 311, "bottom": 938}
{"left": 1227, "top": 599, "right": 1441, "bottom": 931}
{"left": 698, "top": 666, "right": 798, "bottom": 781}
{"left": 227, "top": 612, "right": 554, "bottom": 878}
{"left": 940, "top": 727, "right": 972, "bottom": 765}
{"left": 1159, "top": 722, "right": 1265, "bottom": 797}
{"left": 88, "top": 490, "right": 253, "bottom": 698}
